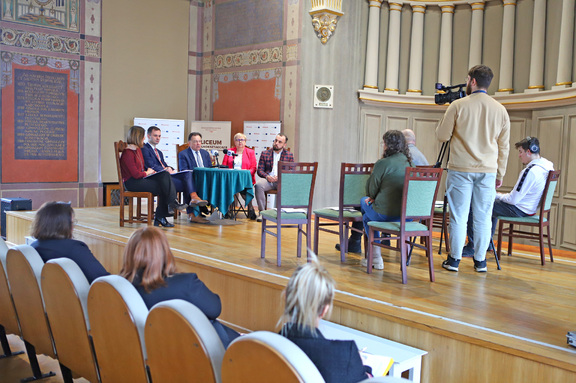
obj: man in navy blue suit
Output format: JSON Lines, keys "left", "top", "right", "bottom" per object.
{"left": 142, "top": 127, "right": 208, "bottom": 223}
{"left": 178, "top": 132, "right": 214, "bottom": 221}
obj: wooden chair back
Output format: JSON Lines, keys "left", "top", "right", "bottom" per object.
{"left": 176, "top": 143, "right": 189, "bottom": 171}
{"left": 0, "top": 238, "right": 20, "bottom": 336}
{"left": 6, "top": 245, "right": 55, "bottom": 358}
{"left": 41, "top": 259, "right": 100, "bottom": 383}
{"left": 277, "top": 161, "right": 318, "bottom": 211}
{"left": 145, "top": 299, "right": 225, "bottom": 383}
{"left": 221, "top": 331, "right": 324, "bottom": 383}
{"left": 114, "top": 140, "right": 154, "bottom": 226}
{"left": 88, "top": 275, "right": 149, "bottom": 383}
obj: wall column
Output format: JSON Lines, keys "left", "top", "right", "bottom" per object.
{"left": 468, "top": 2, "right": 484, "bottom": 68}
{"left": 384, "top": 2, "right": 403, "bottom": 94}
{"left": 553, "top": 0, "right": 575, "bottom": 89}
{"left": 363, "top": 0, "right": 384, "bottom": 91}
{"left": 496, "top": 0, "right": 516, "bottom": 95}
{"left": 407, "top": 4, "right": 426, "bottom": 95}
{"left": 437, "top": 4, "right": 454, "bottom": 86}
{"left": 526, "top": 0, "right": 547, "bottom": 93}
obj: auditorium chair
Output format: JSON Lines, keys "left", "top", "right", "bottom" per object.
{"left": 41, "top": 258, "right": 101, "bottom": 383}
{"left": 260, "top": 162, "right": 318, "bottom": 266}
{"left": 88, "top": 275, "right": 149, "bottom": 383}
{"left": 6, "top": 245, "right": 70, "bottom": 381}
{"left": 496, "top": 170, "right": 561, "bottom": 265}
{"left": 114, "top": 140, "right": 155, "bottom": 226}
{"left": 0, "top": 238, "right": 24, "bottom": 359}
{"left": 313, "top": 163, "right": 373, "bottom": 262}
{"left": 367, "top": 167, "right": 443, "bottom": 284}
{"left": 145, "top": 299, "right": 225, "bottom": 383}
{"left": 221, "top": 331, "right": 325, "bottom": 383}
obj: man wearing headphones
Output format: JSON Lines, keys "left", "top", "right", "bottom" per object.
{"left": 461, "top": 137, "right": 554, "bottom": 257}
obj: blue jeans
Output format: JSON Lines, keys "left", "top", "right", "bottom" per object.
{"left": 446, "top": 171, "right": 496, "bottom": 261}
{"left": 466, "top": 200, "right": 528, "bottom": 249}
{"left": 361, "top": 196, "right": 400, "bottom": 247}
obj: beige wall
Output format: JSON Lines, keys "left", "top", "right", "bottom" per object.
{"left": 101, "top": 0, "right": 190, "bottom": 183}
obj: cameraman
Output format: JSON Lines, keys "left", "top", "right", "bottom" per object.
{"left": 436, "top": 65, "right": 510, "bottom": 273}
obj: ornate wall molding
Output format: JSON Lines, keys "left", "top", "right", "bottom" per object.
{"left": 1, "top": 27, "right": 80, "bottom": 54}
{"left": 309, "top": 0, "right": 344, "bottom": 44}
{"left": 213, "top": 47, "right": 283, "bottom": 69}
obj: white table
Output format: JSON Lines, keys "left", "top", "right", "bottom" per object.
{"left": 319, "top": 320, "right": 427, "bottom": 382}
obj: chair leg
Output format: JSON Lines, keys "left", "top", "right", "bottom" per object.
{"left": 128, "top": 198, "right": 134, "bottom": 224}
{"left": 507, "top": 224, "right": 514, "bottom": 256}
{"left": 277, "top": 221, "right": 282, "bottom": 267}
{"left": 547, "top": 224, "right": 554, "bottom": 263}
{"left": 367, "top": 229, "right": 374, "bottom": 274}
{"left": 313, "top": 216, "right": 320, "bottom": 255}
{"left": 497, "top": 221, "right": 504, "bottom": 260}
{"left": 148, "top": 196, "right": 154, "bottom": 225}
{"left": 23, "top": 340, "right": 56, "bottom": 381}
{"left": 539, "top": 226, "right": 546, "bottom": 266}
{"left": 119, "top": 197, "right": 125, "bottom": 227}
{"left": 0, "top": 325, "right": 24, "bottom": 359}
{"left": 60, "top": 363, "right": 74, "bottom": 383}
{"left": 426, "top": 234, "right": 435, "bottom": 282}
{"left": 260, "top": 219, "right": 266, "bottom": 259}
{"left": 400, "top": 234, "right": 408, "bottom": 284}
{"left": 306, "top": 221, "right": 312, "bottom": 261}
{"left": 297, "top": 224, "right": 302, "bottom": 259}
{"left": 340, "top": 221, "right": 347, "bottom": 262}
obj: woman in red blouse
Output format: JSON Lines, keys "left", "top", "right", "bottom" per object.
{"left": 120, "top": 126, "right": 185, "bottom": 227}
{"left": 222, "top": 132, "right": 257, "bottom": 219}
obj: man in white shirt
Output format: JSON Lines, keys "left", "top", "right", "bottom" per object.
{"left": 462, "top": 137, "right": 554, "bottom": 256}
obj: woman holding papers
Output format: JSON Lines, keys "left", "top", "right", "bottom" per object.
{"left": 361, "top": 130, "right": 412, "bottom": 270}
{"left": 222, "top": 132, "right": 257, "bottom": 219}
{"left": 120, "top": 227, "right": 240, "bottom": 347}
{"left": 279, "top": 255, "right": 372, "bottom": 382}
{"left": 119, "top": 125, "right": 186, "bottom": 227}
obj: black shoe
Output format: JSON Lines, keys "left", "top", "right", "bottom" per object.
{"left": 335, "top": 239, "right": 361, "bottom": 254}
{"left": 248, "top": 209, "right": 257, "bottom": 220}
{"left": 169, "top": 200, "right": 188, "bottom": 211}
{"left": 224, "top": 211, "right": 234, "bottom": 220}
{"left": 474, "top": 259, "right": 487, "bottom": 272}
{"left": 154, "top": 217, "right": 174, "bottom": 227}
{"left": 442, "top": 256, "right": 460, "bottom": 272}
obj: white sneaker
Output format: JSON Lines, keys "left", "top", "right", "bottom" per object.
{"left": 360, "top": 257, "right": 384, "bottom": 270}
{"left": 256, "top": 214, "right": 262, "bottom": 222}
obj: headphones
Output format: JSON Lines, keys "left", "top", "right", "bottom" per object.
{"left": 526, "top": 136, "right": 539, "bottom": 154}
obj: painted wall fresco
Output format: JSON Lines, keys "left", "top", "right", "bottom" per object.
{"left": 0, "top": 0, "right": 102, "bottom": 208}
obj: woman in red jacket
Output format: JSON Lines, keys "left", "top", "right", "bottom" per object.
{"left": 222, "top": 132, "right": 257, "bottom": 219}
{"left": 119, "top": 126, "right": 185, "bottom": 227}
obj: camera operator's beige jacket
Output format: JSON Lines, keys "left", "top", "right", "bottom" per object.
{"left": 436, "top": 92, "right": 510, "bottom": 180}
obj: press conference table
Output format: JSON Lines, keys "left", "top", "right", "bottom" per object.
{"left": 192, "top": 168, "right": 254, "bottom": 215}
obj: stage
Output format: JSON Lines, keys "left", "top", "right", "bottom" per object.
{"left": 5, "top": 207, "right": 576, "bottom": 382}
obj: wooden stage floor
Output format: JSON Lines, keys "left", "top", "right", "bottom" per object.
{"left": 5, "top": 206, "right": 576, "bottom": 382}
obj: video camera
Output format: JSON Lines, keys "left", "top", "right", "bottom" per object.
{"left": 434, "top": 83, "right": 466, "bottom": 105}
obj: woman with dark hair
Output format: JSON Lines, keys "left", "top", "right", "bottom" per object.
{"left": 361, "top": 130, "right": 413, "bottom": 270}
{"left": 119, "top": 125, "right": 186, "bottom": 227}
{"left": 30, "top": 201, "right": 109, "bottom": 283}
{"left": 279, "top": 254, "right": 372, "bottom": 383}
{"left": 119, "top": 226, "right": 240, "bottom": 347}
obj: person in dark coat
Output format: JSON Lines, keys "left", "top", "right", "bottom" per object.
{"left": 30, "top": 201, "right": 109, "bottom": 284}
{"left": 279, "top": 255, "right": 372, "bottom": 383}
{"left": 119, "top": 226, "right": 239, "bottom": 348}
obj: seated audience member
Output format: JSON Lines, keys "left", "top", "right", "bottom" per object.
{"left": 254, "top": 133, "right": 294, "bottom": 221}
{"left": 178, "top": 132, "right": 213, "bottom": 222}
{"left": 222, "top": 132, "right": 257, "bottom": 219}
{"left": 461, "top": 136, "right": 554, "bottom": 257}
{"left": 120, "top": 125, "right": 186, "bottom": 228}
{"left": 141, "top": 126, "right": 208, "bottom": 224}
{"left": 119, "top": 226, "right": 240, "bottom": 348}
{"left": 279, "top": 254, "right": 372, "bottom": 383}
{"left": 30, "top": 201, "right": 109, "bottom": 284}
{"left": 402, "top": 129, "right": 429, "bottom": 166}
{"left": 361, "top": 130, "right": 412, "bottom": 270}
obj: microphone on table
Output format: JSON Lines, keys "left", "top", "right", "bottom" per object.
{"left": 223, "top": 149, "right": 238, "bottom": 157}
{"left": 210, "top": 149, "right": 221, "bottom": 167}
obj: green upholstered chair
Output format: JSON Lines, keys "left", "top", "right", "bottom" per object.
{"left": 367, "top": 167, "right": 443, "bottom": 284}
{"left": 496, "top": 170, "right": 560, "bottom": 265}
{"left": 260, "top": 162, "right": 318, "bottom": 266}
{"left": 313, "top": 163, "right": 373, "bottom": 262}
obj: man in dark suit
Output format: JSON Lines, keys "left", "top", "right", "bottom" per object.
{"left": 255, "top": 133, "right": 294, "bottom": 221}
{"left": 178, "top": 132, "right": 213, "bottom": 221}
{"left": 142, "top": 127, "right": 208, "bottom": 223}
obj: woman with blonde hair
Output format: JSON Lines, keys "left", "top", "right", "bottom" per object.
{"left": 120, "top": 226, "right": 239, "bottom": 347}
{"left": 279, "top": 255, "right": 372, "bottom": 382}
{"left": 30, "top": 201, "right": 109, "bottom": 283}
{"left": 119, "top": 125, "right": 186, "bottom": 227}
{"left": 222, "top": 132, "right": 257, "bottom": 219}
